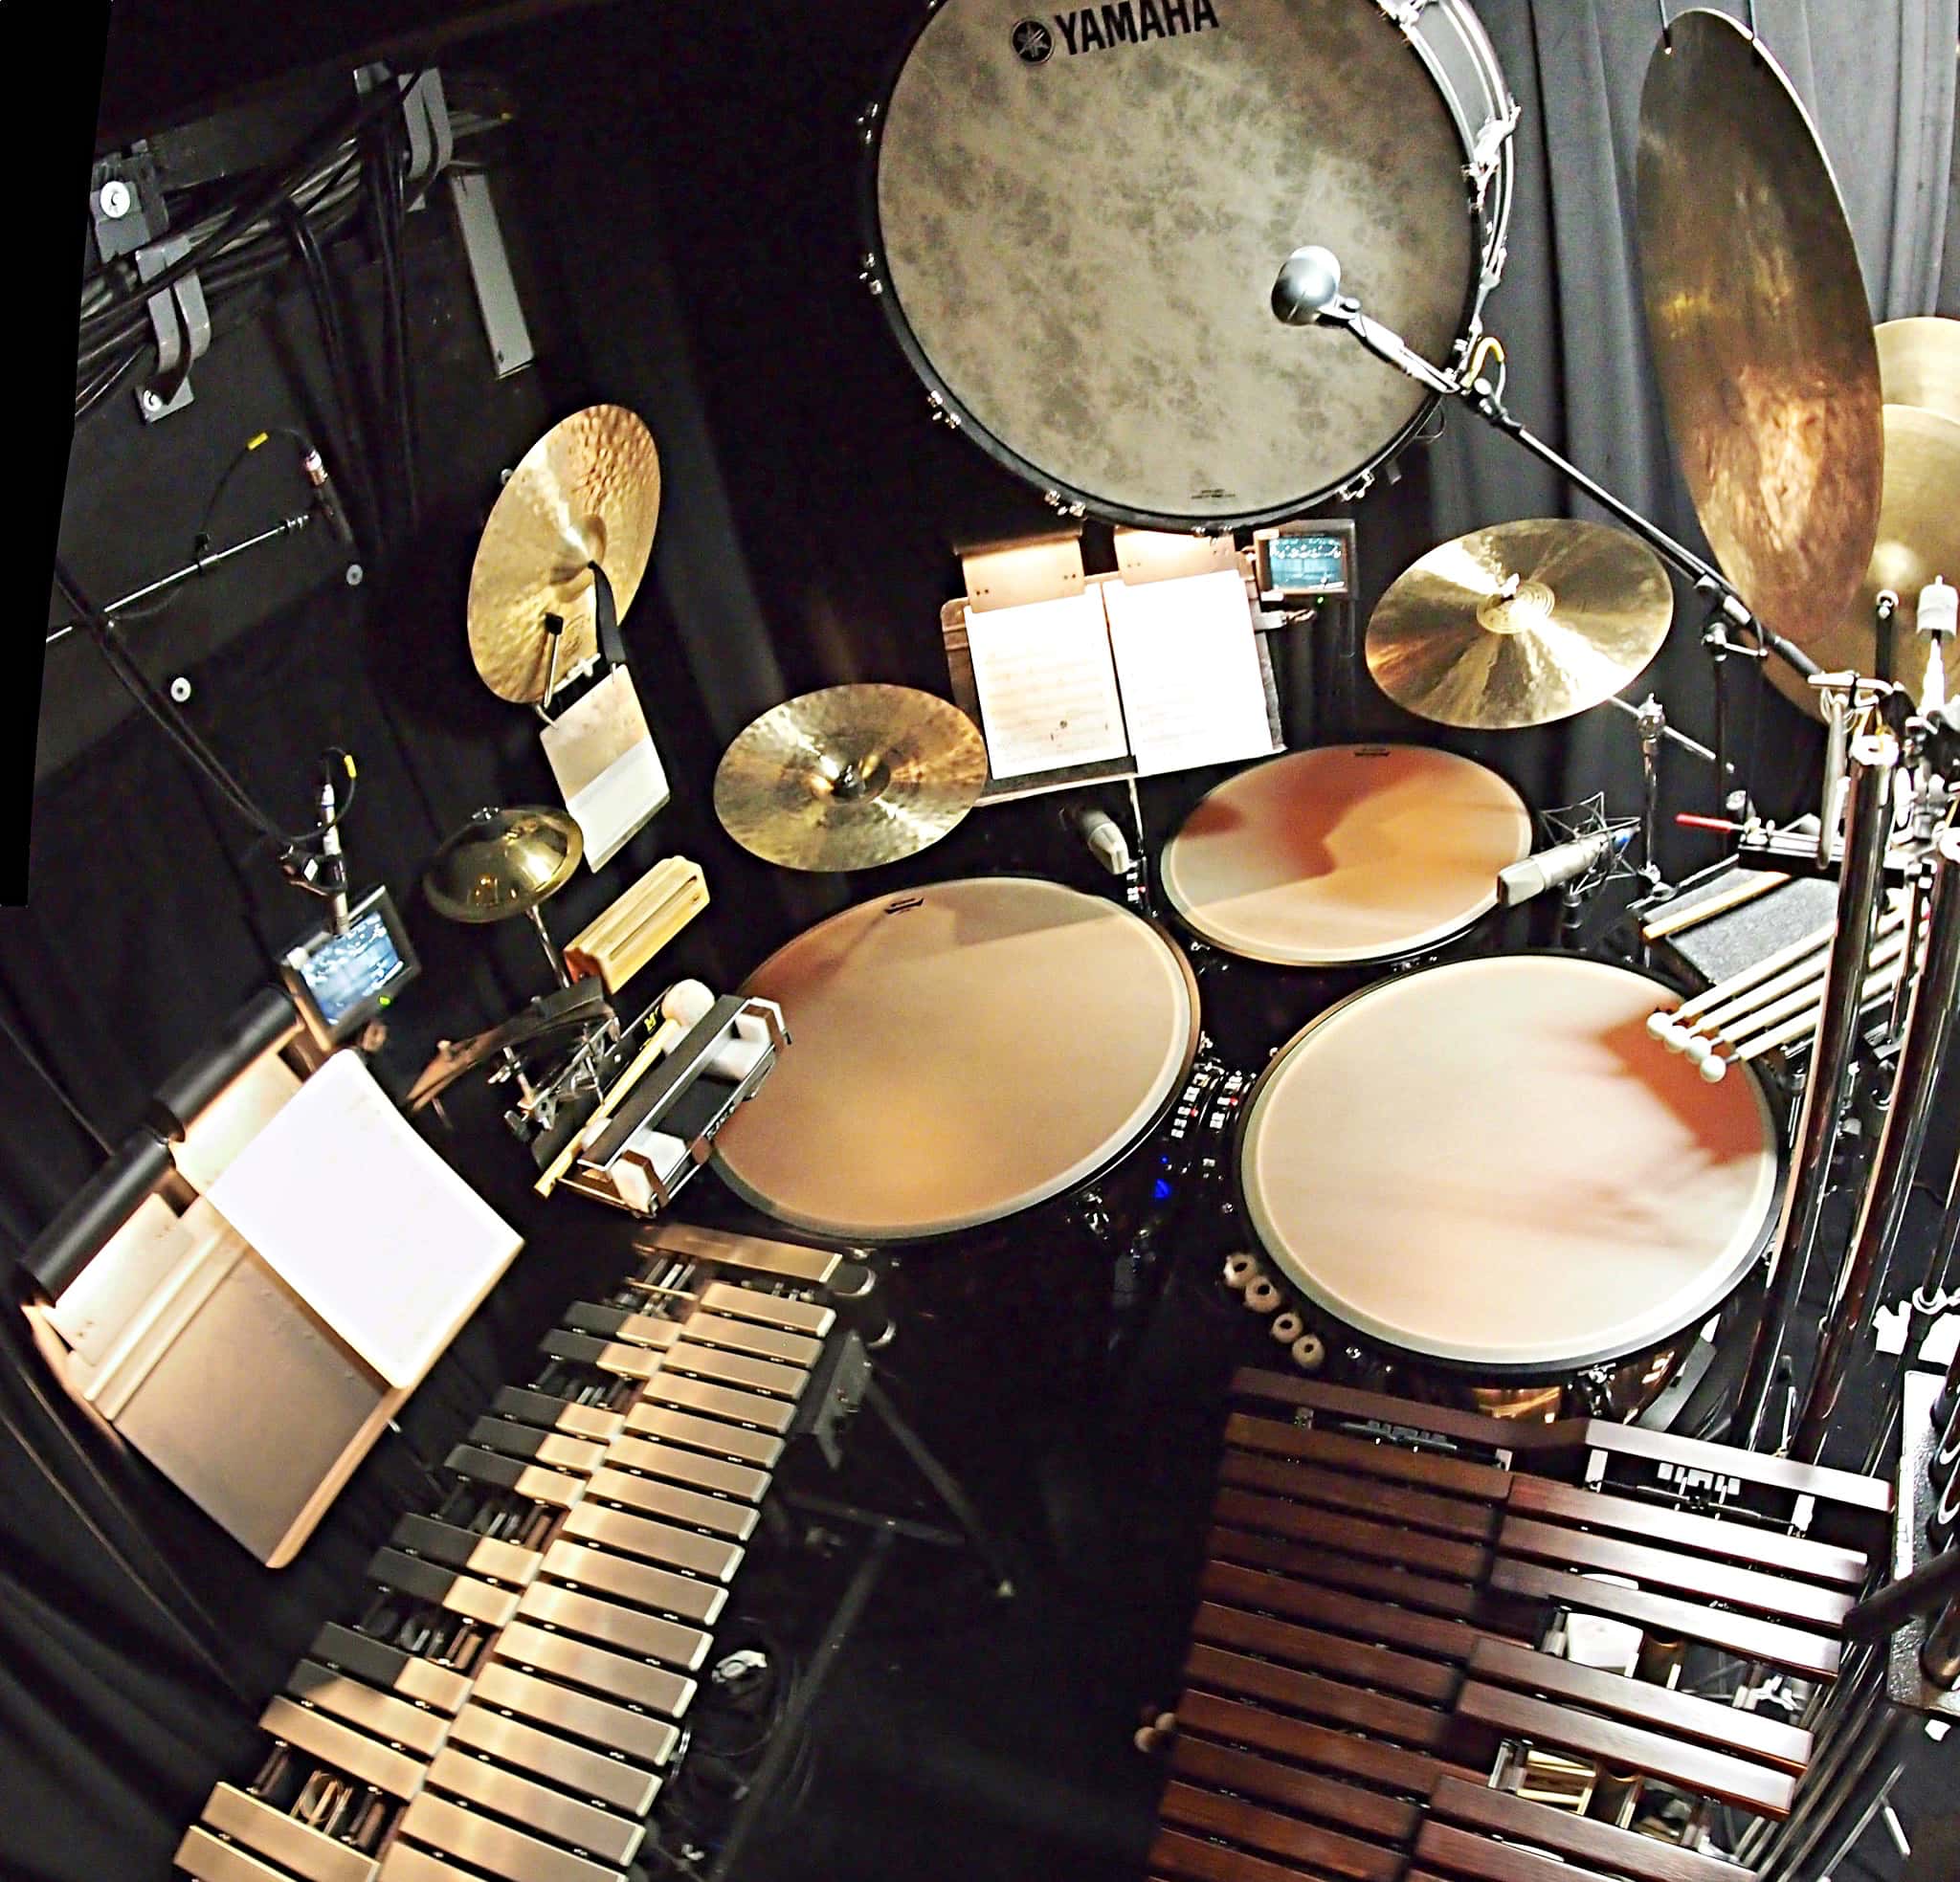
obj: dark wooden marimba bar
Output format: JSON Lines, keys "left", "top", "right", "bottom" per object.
{"left": 1144, "top": 1369, "right": 1896, "bottom": 1882}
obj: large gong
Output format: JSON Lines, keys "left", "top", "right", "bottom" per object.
{"left": 861, "top": 0, "right": 1516, "bottom": 527}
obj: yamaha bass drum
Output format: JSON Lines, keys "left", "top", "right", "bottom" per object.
{"left": 860, "top": 0, "right": 1517, "bottom": 527}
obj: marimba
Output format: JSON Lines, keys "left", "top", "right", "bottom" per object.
{"left": 1147, "top": 1369, "right": 1895, "bottom": 1882}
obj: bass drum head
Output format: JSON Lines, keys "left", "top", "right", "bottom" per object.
{"left": 1236, "top": 956, "right": 1781, "bottom": 1374}
{"left": 1161, "top": 745, "right": 1533, "bottom": 966}
{"left": 713, "top": 877, "right": 1199, "bottom": 1242}
{"left": 868, "top": 0, "right": 1481, "bottom": 526}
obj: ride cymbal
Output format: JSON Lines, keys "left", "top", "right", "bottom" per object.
{"left": 1365, "top": 520, "right": 1673, "bottom": 731}
{"left": 467, "top": 407, "right": 661, "bottom": 704}
{"left": 714, "top": 684, "right": 987, "bottom": 872}
{"left": 1877, "top": 317, "right": 1960, "bottom": 426}
{"left": 1637, "top": 11, "right": 1882, "bottom": 658}
{"left": 425, "top": 806, "right": 584, "bottom": 921}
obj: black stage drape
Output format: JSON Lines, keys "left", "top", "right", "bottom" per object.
{"left": 3, "top": 3, "right": 1954, "bottom": 1874}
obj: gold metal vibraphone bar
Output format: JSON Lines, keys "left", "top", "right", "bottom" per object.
{"left": 173, "top": 1225, "right": 858, "bottom": 1882}
{"left": 1145, "top": 1369, "right": 1894, "bottom": 1882}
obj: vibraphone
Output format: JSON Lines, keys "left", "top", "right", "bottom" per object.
{"left": 173, "top": 1223, "right": 870, "bottom": 1882}
{"left": 1145, "top": 1369, "right": 1895, "bottom": 1882}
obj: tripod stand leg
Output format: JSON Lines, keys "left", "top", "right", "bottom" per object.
{"left": 864, "top": 1379, "right": 1017, "bottom": 1598}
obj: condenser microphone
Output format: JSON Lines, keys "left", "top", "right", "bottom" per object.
{"left": 1271, "top": 246, "right": 1345, "bottom": 325}
{"left": 302, "top": 446, "right": 356, "bottom": 549}
{"left": 1497, "top": 828, "right": 1631, "bottom": 908}
{"left": 1064, "top": 804, "right": 1132, "bottom": 875}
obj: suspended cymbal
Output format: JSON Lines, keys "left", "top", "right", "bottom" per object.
{"left": 1771, "top": 405, "right": 1960, "bottom": 715}
{"left": 1876, "top": 317, "right": 1960, "bottom": 426}
{"left": 425, "top": 806, "right": 584, "bottom": 921}
{"left": 1637, "top": 11, "right": 1882, "bottom": 656}
{"left": 714, "top": 684, "right": 987, "bottom": 872}
{"left": 1366, "top": 520, "right": 1673, "bottom": 731}
{"left": 467, "top": 407, "right": 661, "bottom": 704}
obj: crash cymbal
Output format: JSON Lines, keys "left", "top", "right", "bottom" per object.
{"left": 425, "top": 806, "right": 584, "bottom": 921}
{"left": 714, "top": 684, "right": 987, "bottom": 872}
{"left": 1876, "top": 318, "right": 1960, "bottom": 427}
{"left": 467, "top": 407, "right": 661, "bottom": 704}
{"left": 1770, "top": 404, "right": 1960, "bottom": 715}
{"left": 1366, "top": 520, "right": 1673, "bottom": 731}
{"left": 1637, "top": 11, "right": 1882, "bottom": 655}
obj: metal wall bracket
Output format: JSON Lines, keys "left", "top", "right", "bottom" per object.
{"left": 90, "top": 147, "right": 166, "bottom": 263}
{"left": 449, "top": 169, "right": 535, "bottom": 378}
{"left": 134, "top": 236, "right": 210, "bottom": 421}
{"left": 353, "top": 64, "right": 453, "bottom": 196}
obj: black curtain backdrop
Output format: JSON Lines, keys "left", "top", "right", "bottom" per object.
{"left": 3, "top": 3, "right": 1954, "bottom": 1875}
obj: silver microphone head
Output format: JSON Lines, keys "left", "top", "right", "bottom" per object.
{"left": 1271, "top": 246, "right": 1343, "bottom": 325}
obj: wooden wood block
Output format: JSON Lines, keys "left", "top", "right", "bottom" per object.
{"left": 1430, "top": 1777, "right": 1751, "bottom": 1882}
{"left": 1504, "top": 1474, "right": 1869, "bottom": 1588}
{"left": 1488, "top": 1560, "right": 1842, "bottom": 1682}
{"left": 1225, "top": 1414, "right": 1515, "bottom": 1502}
{"left": 1176, "top": 1689, "right": 1470, "bottom": 1799}
{"left": 1209, "top": 1523, "right": 1498, "bottom": 1623}
{"left": 1213, "top": 1485, "right": 1493, "bottom": 1582}
{"left": 1452, "top": 1683, "right": 1797, "bottom": 1817}
{"left": 1160, "top": 1781, "right": 1404, "bottom": 1882}
{"left": 1171, "top": 1735, "right": 1421, "bottom": 1848}
{"left": 1191, "top": 1605, "right": 1462, "bottom": 1706}
{"left": 1497, "top": 1513, "right": 1853, "bottom": 1628}
{"left": 1219, "top": 1449, "right": 1501, "bottom": 1544}
{"left": 1466, "top": 1638, "right": 1813, "bottom": 1774}
{"left": 1201, "top": 1561, "right": 1503, "bottom": 1665}
{"left": 1186, "top": 1637, "right": 1454, "bottom": 1747}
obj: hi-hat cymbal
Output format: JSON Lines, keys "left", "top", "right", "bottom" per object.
{"left": 1366, "top": 520, "right": 1673, "bottom": 731}
{"left": 1877, "top": 318, "right": 1960, "bottom": 425}
{"left": 1637, "top": 11, "right": 1882, "bottom": 656}
{"left": 1771, "top": 404, "right": 1960, "bottom": 715}
{"left": 425, "top": 806, "right": 584, "bottom": 921}
{"left": 467, "top": 408, "right": 661, "bottom": 704}
{"left": 714, "top": 684, "right": 987, "bottom": 872}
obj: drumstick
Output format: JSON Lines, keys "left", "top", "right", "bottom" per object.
{"left": 1647, "top": 919, "right": 1835, "bottom": 1042}
{"left": 1699, "top": 962, "right": 1907, "bottom": 1081}
{"left": 1641, "top": 871, "right": 1792, "bottom": 942}
{"left": 534, "top": 981, "right": 716, "bottom": 1197}
{"left": 1684, "top": 927, "right": 1909, "bottom": 1065}
{"left": 1678, "top": 915, "right": 1906, "bottom": 1053}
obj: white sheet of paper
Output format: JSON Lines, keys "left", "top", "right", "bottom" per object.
{"left": 963, "top": 590, "right": 1130, "bottom": 778}
{"left": 542, "top": 667, "right": 672, "bottom": 871}
{"left": 1104, "top": 568, "right": 1275, "bottom": 776}
{"left": 208, "top": 1052, "right": 522, "bottom": 1388}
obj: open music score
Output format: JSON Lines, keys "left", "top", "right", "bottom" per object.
{"left": 957, "top": 566, "right": 1279, "bottom": 788}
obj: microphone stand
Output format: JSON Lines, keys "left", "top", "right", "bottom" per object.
{"left": 1308, "top": 295, "right": 1823, "bottom": 697}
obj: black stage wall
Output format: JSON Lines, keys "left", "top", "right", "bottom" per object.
{"left": 3, "top": 2, "right": 1956, "bottom": 1874}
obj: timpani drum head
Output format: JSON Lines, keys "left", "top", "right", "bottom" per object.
{"left": 1160, "top": 746, "right": 1533, "bottom": 966}
{"left": 713, "top": 877, "right": 1199, "bottom": 1242}
{"left": 1236, "top": 956, "right": 1781, "bottom": 1372}
{"left": 863, "top": 0, "right": 1512, "bottom": 526}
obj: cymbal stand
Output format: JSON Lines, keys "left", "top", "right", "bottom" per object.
{"left": 1306, "top": 296, "right": 1822, "bottom": 690}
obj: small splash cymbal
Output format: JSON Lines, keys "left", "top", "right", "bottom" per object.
{"left": 425, "top": 806, "right": 584, "bottom": 921}
{"left": 468, "top": 407, "right": 661, "bottom": 704}
{"left": 714, "top": 684, "right": 987, "bottom": 872}
{"left": 1366, "top": 520, "right": 1673, "bottom": 731}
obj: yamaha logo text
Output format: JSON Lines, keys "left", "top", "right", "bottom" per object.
{"left": 1017, "top": 0, "right": 1221, "bottom": 62}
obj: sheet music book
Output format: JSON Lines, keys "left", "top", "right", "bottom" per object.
{"left": 962, "top": 589, "right": 1131, "bottom": 777}
{"left": 209, "top": 1052, "right": 522, "bottom": 1388}
{"left": 1102, "top": 568, "right": 1276, "bottom": 775}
